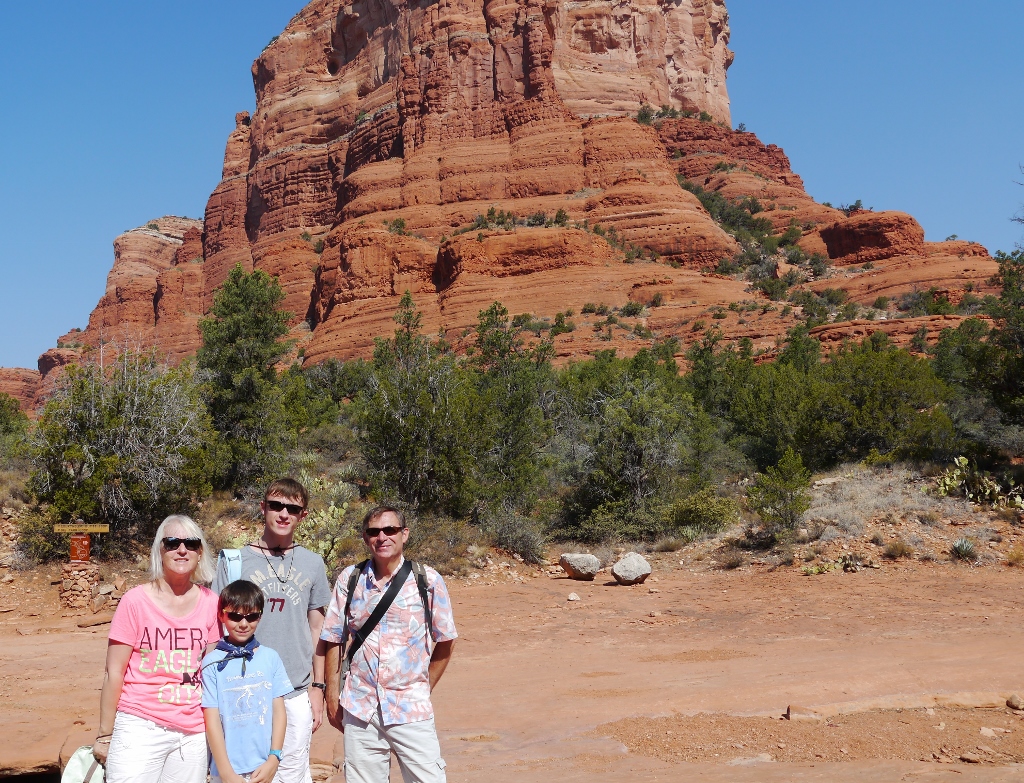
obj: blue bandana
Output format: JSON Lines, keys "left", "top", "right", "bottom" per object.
{"left": 215, "top": 637, "right": 260, "bottom": 673}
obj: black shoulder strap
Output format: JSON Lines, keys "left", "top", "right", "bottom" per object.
{"left": 342, "top": 559, "right": 369, "bottom": 642}
{"left": 410, "top": 561, "right": 434, "bottom": 652}
{"left": 344, "top": 560, "right": 413, "bottom": 670}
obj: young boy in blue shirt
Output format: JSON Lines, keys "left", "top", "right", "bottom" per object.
{"left": 203, "top": 581, "right": 293, "bottom": 783}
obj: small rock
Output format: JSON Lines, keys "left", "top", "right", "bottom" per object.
{"left": 1, "top": 574, "right": 13, "bottom": 583}
{"left": 567, "top": 593, "right": 580, "bottom": 602}
{"left": 559, "top": 553, "right": 601, "bottom": 581}
{"left": 784, "top": 705, "right": 824, "bottom": 722}
{"left": 611, "top": 552, "right": 652, "bottom": 585}
{"left": 980, "top": 727, "right": 997, "bottom": 738}
{"left": 960, "top": 752, "right": 981, "bottom": 763}
{"left": 1007, "top": 694, "right": 1024, "bottom": 710}
{"left": 649, "top": 611, "right": 661, "bottom": 618}
{"left": 840, "top": 748, "right": 848, "bottom": 755}
{"left": 113, "top": 576, "right": 126, "bottom": 591}
{"left": 91, "top": 594, "right": 109, "bottom": 613}
{"left": 98, "top": 584, "right": 115, "bottom": 595}
{"left": 978, "top": 745, "right": 996, "bottom": 754}
{"left": 648, "top": 588, "right": 660, "bottom": 594}
{"left": 777, "top": 743, "right": 786, "bottom": 749}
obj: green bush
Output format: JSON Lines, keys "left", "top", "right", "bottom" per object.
{"left": 198, "top": 265, "right": 291, "bottom": 488}
{"left": 668, "top": 489, "right": 739, "bottom": 540}
{"left": 554, "top": 209, "right": 569, "bottom": 226}
{"left": 636, "top": 104, "right": 655, "bottom": 125}
{"left": 620, "top": 301, "right": 644, "bottom": 317}
{"left": 746, "top": 448, "right": 811, "bottom": 533}
{"left": 481, "top": 506, "right": 545, "bottom": 563}
{"left": 30, "top": 350, "right": 218, "bottom": 550}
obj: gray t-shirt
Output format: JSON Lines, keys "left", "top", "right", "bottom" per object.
{"left": 213, "top": 545, "right": 332, "bottom": 698}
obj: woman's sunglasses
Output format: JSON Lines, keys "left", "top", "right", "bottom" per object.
{"left": 162, "top": 537, "right": 202, "bottom": 551}
{"left": 225, "top": 611, "right": 262, "bottom": 623}
{"left": 265, "top": 499, "right": 305, "bottom": 515}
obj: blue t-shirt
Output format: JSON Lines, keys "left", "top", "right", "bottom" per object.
{"left": 201, "top": 643, "right": 293, "bottom": 775}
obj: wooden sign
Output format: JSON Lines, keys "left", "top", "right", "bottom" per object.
{"left": 53, "top": 523, "right": 110, "bottom": 533}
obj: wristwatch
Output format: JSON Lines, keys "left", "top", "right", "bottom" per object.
{"left": 310, "top": 682, "right": 327, "bottom": 692}
{"left": 269, "top": 750, "right": 283, "bottom": 761}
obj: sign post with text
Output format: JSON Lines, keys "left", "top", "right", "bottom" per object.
{"left": 53, "top": 522, "right": 110, "bottom": 562}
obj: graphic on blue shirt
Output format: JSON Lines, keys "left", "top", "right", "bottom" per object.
{"left": 201, "top": 644, "right": 292, "bottom": 775}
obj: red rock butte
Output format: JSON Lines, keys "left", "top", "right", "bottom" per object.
{"left": 0, "top": 0, "right": 998, "bottom": 412}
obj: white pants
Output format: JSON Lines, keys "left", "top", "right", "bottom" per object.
{"left": 105, "top": 712, "right": 207, "bottom": 783}
{"left": 342, "top": 708, "right": 446, "bottom": 783}
{"left": 274, "top": 692, "right": 314, "bottom": 783}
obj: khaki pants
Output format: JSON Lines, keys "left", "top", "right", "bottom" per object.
{"left": 342, "top": 708, "right": 446, "bottom": 783}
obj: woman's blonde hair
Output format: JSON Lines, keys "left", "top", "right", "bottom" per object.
{"left": 148, "top": 515, "right": 215, "bottom": 585}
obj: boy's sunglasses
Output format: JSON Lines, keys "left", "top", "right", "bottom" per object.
{"left": 265, "top": 499, "right": 305, "bottom": 515}
{"left": 225, "top": 611, "right": 262, "bottom": 623}
{"left": 364, "top": 526, "right": 404, "bottom": 538}
{"left": 162, "top": 537, "right": 202, "bottom": 551}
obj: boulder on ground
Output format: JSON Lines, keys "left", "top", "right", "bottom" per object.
{"left": 559, "top": 553, "right": 601, "bottom": 580}
{"left": 1008, "top": 694, "right": 1024, "bottom": 710}
{"left": 611, "top": 552, "right": 652, "bottom": 585}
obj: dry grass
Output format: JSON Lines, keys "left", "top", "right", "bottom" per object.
{"left": 883, "top": 538, "right": 915, "bottom": 559}
{"left": 805, "top": 464, "right": 969, "bottom": 539}
{"left": 653, "top": 536, "right": 685, "bottom": 552}
{"left": 1006, "top": 545, "right": 1024, "bottom": 566}
{"left": 0, "top": 467, "right": 30, "bottom": 509}
{"left": 718, "top": 549, "right": 746, "bottom": 570}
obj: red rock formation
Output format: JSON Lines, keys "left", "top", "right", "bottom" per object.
{"left": 0, "top": 0, "right": 1001, "bottom": 410}
{"left": 0, "top": 369, "right": 40, "bottom": 412}
{"left": 816, "top": 211, "right": 926, "bottom": 265}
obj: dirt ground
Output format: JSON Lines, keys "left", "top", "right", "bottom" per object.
{"left": 3, "top": 550, "right": 1024, "bottom": 782}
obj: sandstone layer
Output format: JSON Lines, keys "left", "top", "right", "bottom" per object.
{"left": 1, "top": 0, "right": 1000, "bottom": 412}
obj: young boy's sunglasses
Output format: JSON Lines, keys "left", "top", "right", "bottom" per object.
{"left": 162, "top": 537, "right": 202, "bottom": 551}
{"left": 364, "top": 526, "right": 404, "bottom": 538}
{"left": 265, "top": 499, "right": 305, "bottom": 515}
{"left": 225, "top": 611, "right": 262, "bottom": 623}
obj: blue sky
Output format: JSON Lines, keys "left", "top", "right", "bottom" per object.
{"left": 0, "top": 0, "right": 1021, "bottom": 369}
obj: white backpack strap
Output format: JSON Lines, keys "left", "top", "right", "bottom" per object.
{"left": 220, "top": 549, "right": 242, "bottom": 583}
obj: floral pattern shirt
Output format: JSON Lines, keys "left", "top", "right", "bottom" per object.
{"left": 320, "top": 558, "right": 457, "bottom": 725}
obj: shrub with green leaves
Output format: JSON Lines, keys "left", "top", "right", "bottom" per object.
{"left": 29, "top": 350, "right": 217, "bottom": 550}
{"left": 746, "top": 448, "right": 811, "bottom": 533}
{"left": 668, "top": 488, "right": 739, "bottom": 541}
{"left": 950, "top": 537, "right": 977, "bottom": 561}
{"left": 198, "top": 265, "right": 292, "bottom": 488}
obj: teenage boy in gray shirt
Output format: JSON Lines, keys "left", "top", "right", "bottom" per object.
{"left": 213, "top": 478, "right": 332, "bottom": 783}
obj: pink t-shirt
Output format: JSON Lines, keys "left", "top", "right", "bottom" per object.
{"left": 108, "top": 584, "right": 220, "bottom": 733}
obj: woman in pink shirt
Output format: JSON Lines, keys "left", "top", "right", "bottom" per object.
{"left": 91, "top": 515, "right": 220, "bottom": 783}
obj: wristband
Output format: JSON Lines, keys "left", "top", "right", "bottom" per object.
{"left": 268, "top": 750, "right": 283, "bottom": 761}
{"left": 310, "top": 682, "right": 326, "bottom": 692}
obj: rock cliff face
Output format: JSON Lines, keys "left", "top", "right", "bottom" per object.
{"left": 1, "top": 0, "right": 999, "bottom": 412}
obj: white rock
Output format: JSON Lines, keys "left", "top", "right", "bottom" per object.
{"left": 567, "top": 593, "right": 580, "bottom": 602}
{"left": 559, "top": 553, "right": 601, "bottom": 581}
{"left": 611, "top": 552, "right": 652, "bottom": 585}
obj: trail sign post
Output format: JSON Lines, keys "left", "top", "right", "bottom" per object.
{"left": 54, "top": 521, "right": 109, "bottom": 562}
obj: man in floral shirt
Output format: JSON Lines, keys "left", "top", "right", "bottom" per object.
{"left": 319, "top": 506, "right": 457, "bottom": 783}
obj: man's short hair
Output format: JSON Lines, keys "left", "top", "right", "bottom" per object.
{"left": 219, "top": 580, "right": 265, "bottom": 614}
{"left": 362, "top": 505, "right": 407, "bottom": 531}
{"left": 264, "top": 477, "right": 308, "bottom": 508}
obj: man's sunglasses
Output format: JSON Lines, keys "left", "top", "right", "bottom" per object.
{"left": 225, "top": 611, "right": 262, "bottom": 623}
{"left": 364, "top": 526, "right": 405, "bottom": 538}
{"left": 162, "top": 537, "right": 202, "bottom": 551}
{"left": 265, "top": 499, "right": 305, "bottom": 515}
